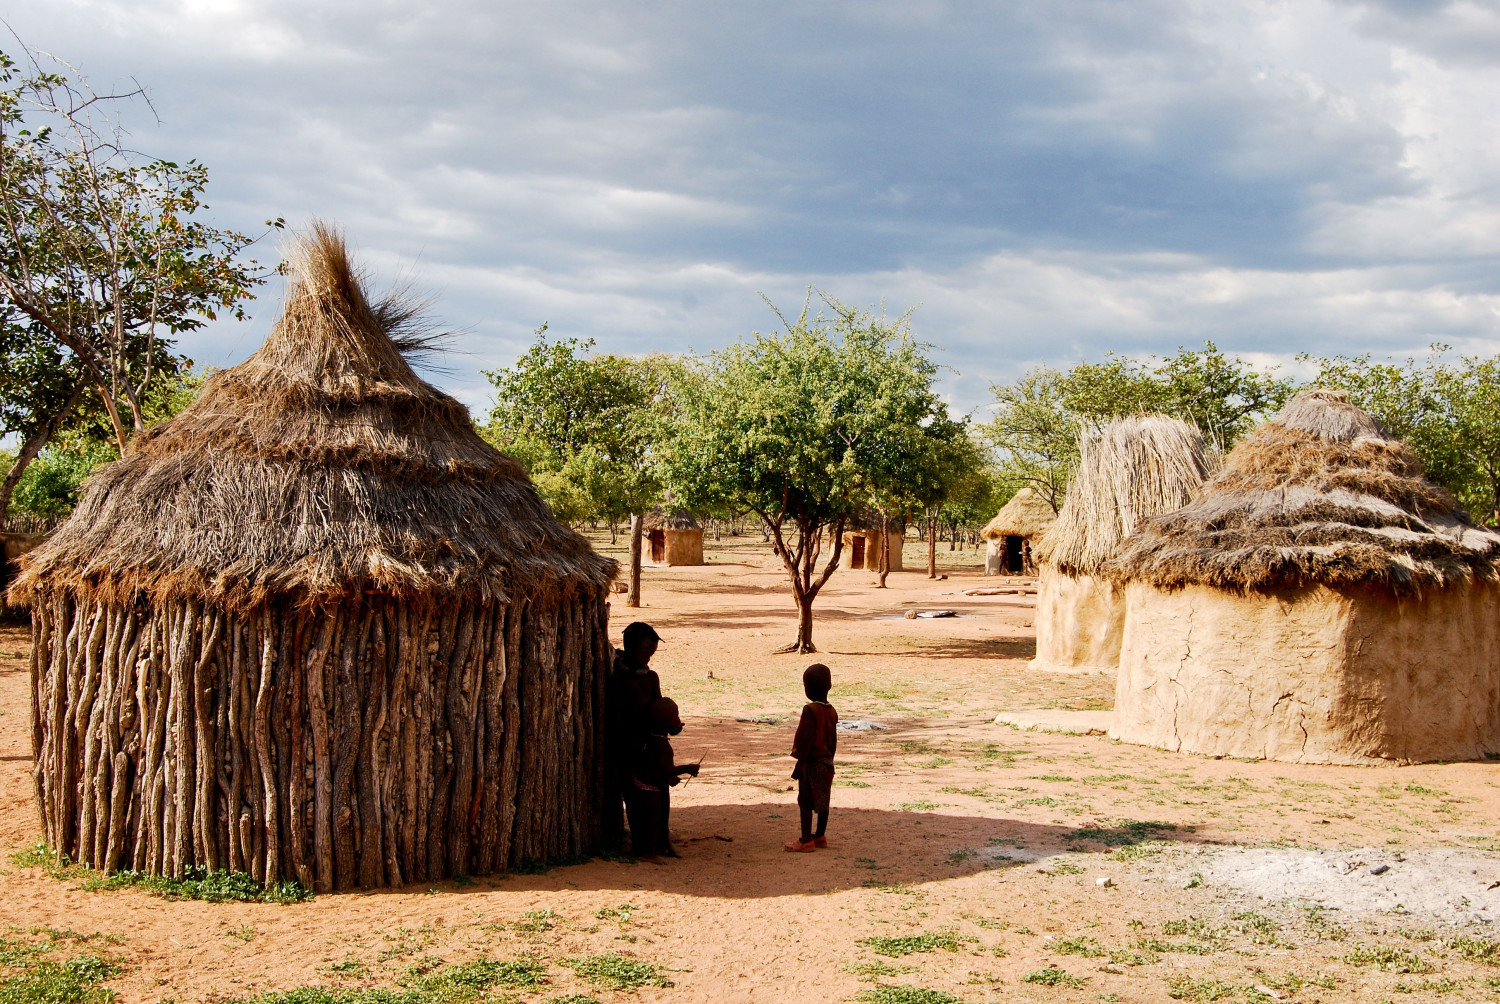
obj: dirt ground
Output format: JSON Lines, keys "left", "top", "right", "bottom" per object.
{"left": 4, "top": 534, "right": 1500, "bottom": 1003}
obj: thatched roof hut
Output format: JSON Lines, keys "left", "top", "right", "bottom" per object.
{"left": 641, "top": 508, "right": 704, "bottom": 565}
{"left": 981, "top": 488, "right": 1055, "bottom": 575}
{"left": 1030, "top": 415, "right": 1209, "bottom": 672}
{"left": 11, "top": 225, "right": 618, "bottom": 888}
{"left": 1108, "top": 389, "right": 1500, "bottom": 763}
{"left": 982, "top": 488, "right": 1055, "bottom": 541}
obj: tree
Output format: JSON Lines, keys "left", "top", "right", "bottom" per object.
{"left": 982, "top": 366, "right": 1076, "bottom": 512}
{"left": 662, "top": 294, "right": 952, "bottom": 652}
{"left": 482, "top": 328, "right": 665, "bottom": 523}
{"left": 0, "top": 46, "right": 275, "bottom": 515}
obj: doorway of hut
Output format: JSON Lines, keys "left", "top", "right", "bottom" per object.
{"left": 849, "top": 534, "right": 867, "bottom": 569}
{"left": 1005, "top": 535, "right": 1024, "bottom": 573}
{"left": 648, "top": 528, "right": 666, "bottom": 563}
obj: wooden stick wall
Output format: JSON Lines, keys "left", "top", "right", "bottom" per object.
{"left": 29, "top": 588, "right": 610, "bottom": 889}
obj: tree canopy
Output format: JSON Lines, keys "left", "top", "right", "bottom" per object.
{"left": 481, "top": 328, "right": 669, "bottom": 527}
{"left": 661, "top": 295, "right": 964, "bottom": 651}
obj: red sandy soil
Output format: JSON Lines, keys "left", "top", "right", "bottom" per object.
{"left": 2, "top": 536, "right": 1499, "bottom": 1003}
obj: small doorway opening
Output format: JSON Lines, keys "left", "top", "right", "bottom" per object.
{"left": 849, "top": 534, "right": 866, "bottom": 569}
{"left": 649, "top": 529, "right": 666, "bottom": 563}
{"left": 1004, "top": 535, "right": 1024, "bottom": 573}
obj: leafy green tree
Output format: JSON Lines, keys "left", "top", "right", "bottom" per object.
{"left": 661, "top": 294, "right": 953, "bottom": 652}
{"left": 981, "top": 366, "right": 1076, "bottom": 512}
{"left": 0, "top": 47, "right": 275, "bottom": 518}
{"left": 481, "top": 328, "right": 665, "bottom": 526}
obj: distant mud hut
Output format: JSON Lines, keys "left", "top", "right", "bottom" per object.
{"left": 1108, "top": 389, "right": 1500, "bottom": 764}
{"left": 1030, "top": 415, "right": 1209, "bottom": 673}
{"left": 641, "top": 509, "right": 704, "bottom": 566}
{"left": 981, "top": 489, "right": 1055, "bottom": 575}
{"left": 10, "top": 226, "right": 617, "bottom": 889}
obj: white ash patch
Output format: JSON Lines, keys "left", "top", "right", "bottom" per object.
{"left": 1144, "top": 845, "right": 1500, "bottom": 925}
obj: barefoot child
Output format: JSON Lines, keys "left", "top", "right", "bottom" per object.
{"left": 625, "top": 697, "right": 699, "bottom": 861}
{"left": 786, "top": 663, "right": 837, "bottom": 852}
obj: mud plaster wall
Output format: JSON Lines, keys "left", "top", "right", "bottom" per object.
{"left": 664, "top": 528, "right": 704, "bottom": 566}
{"left": 1111, "top": 580, "right": 1500, "bottom": 764}
{"left": 1029, "top": 567, "right": 1124, "bottom": 672}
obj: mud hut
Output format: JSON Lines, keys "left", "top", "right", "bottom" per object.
{"left": 641, "top": 508, "right": 704, "bottom": 566}
{"left": 841, "top": 521, "right": 903, "bottom": 573}
{"left": 1030, "top": 415, "right": 1209, "bottom": 672}
{"left": 981, "top": 488, "right": 1055, "bottom": 575}
{"left": 9, "top": 226, "right": 618, "bottom": 889}
{"left": 1108, "top": 389, "right": 1500, "bottom": 764}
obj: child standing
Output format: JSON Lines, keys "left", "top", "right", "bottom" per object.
{"left": 625, "top": 697, "right": 699, "bottom": 862}
{"left": 785, "top": 663, "right": 837, "bottom": 852}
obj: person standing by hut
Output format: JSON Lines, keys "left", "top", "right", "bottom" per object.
{"left": 11, "top": 224, "right": 618, "bottom": 890}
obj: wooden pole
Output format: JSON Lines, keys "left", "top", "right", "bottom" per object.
{"left": 627, "top": 513, "right": 643, "bottom": 608}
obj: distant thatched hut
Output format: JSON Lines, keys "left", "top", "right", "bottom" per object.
{"left": 981, "top": 489, "right": 1055, "bottom": 575}
{"left": 1030, "top": 416, "right": 1209, "bottom": 672}
{"left": 641, "top": 509, "right": 704, "bottom": 566}
{"left": 1109, "top": 389, "right": 1500, "bottom": 764}
{"left": 9, "top": 226, "right": 618, "bottom": 889}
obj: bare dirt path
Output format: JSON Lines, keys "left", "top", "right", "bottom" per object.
{"left": 3, "top": 536, "right": 1499, "bottom": 1003}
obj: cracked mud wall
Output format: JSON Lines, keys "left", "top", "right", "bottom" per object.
{"left": 1029, "top": 566, "right": 1125, "bottom": 673}
{"left": 1111, "top": 580, "right": 1500, "bottom": 764}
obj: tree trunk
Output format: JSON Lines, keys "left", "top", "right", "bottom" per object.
{"left": 627, "top": 514, "right": 642, "bottom": 608}
{"left": 876, "top": 511, "right": 890, "bottom": 589}
{"left": 0, "top": 379, "right": 87, "bottom": 521}
{"left": 927, "top": 513, "right": 937, "bottom": 578}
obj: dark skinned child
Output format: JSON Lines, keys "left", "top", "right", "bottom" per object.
{"left": 785, "top": 663, "right": 837, "bottom": 852}
{"left": 624, "top": 697, "right": 699, "bottom": 862}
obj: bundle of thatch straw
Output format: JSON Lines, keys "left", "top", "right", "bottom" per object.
{"left": 1110, "top": 389, "right": 1500, "bottom": 594}
{"left": 1036, "top": 415, "right": 1211, "bottom": 575}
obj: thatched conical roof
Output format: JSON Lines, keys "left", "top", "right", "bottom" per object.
{"left": 641, "top": 507, "right": 701, "bottom": 532}
{"left": 10, "top": 224, "right": 616, "bottom": 610}
{"left": 1034, "top": 414, "right": 1210, "bottom": 576}
{"left": 981, "top": 488, "right": 1056, "bottom": 540}
{"left": 1109, "top": 389, "right": 1500, "bottom": 594}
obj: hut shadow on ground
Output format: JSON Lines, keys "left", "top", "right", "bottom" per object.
{"left": 403, "top": 803, "right": 1204, "bottom": 900}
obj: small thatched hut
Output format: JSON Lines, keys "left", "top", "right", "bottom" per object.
{"left": 1030, "top": 415, "right": 1209, "bottom": 672}
{"left": 981, "top": 489, "right": 1055, "bottom": 575}
{"left": 641, "top": 509, "right": 704, "bottom": 566}
{"left": 1109, "top": 389, "right": 1500, "bottom": 764}
{"left": 9, "top": 226, "right": 618, "bottom": 889}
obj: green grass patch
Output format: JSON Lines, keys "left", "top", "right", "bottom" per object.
{"left": 1068, "top": 821, "right": 1177, "bottom": 847}
{"left": 854, "top": 988, "right": 963, "bottom": 1004}
{"left": 1164, "top": 976, "right": 1240, "bottom": 1001}
{"left": 894, "top": 801, "right": 940, "bottom": 812}
{"left": 846, "top": 961, "right": 917, "bottom": 982}
{"left": 0, "top": 930, "right": 121, "bottom": 1004}
{"left": 1341, "top": 943, "right": 1433, "bottom": 973}
{"left": 1021, "top": 968, "right": 1085, "bottom": 988}
{"left": 859, "top": 933, "right": 962, "bottom": 958}
{"left": 10, "top": 844, "right": 310, "bottom": 905}
{"left": 513, "top": 910, "right": 559, "bottom": 933}
{"left": 1052, "top": 936, "right": 1104, "bottom": 957}
{"left": 560, "top": 954, "right": 671, "bottom": 991}
{"left": 1446, "top": 933, "right": 1500, "bottom": 964}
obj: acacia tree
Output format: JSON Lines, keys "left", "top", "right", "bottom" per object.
{"left": 662, "top": 295, "right": 951, "bottom": 653}
{"left": 0, "top": 47, "right": 275, "bottom": 498}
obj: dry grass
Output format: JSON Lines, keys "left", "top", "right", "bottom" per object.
{"left": 1035, "top": 414, "right": 1210, "bottom": 575}
{"left": 1110, "top": 390, "right": 1500, "bottom": 594}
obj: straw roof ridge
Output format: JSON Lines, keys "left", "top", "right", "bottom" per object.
{"left": 642, "top": 508, "right": 701, "bottom": 532}
{"left": 982, "top": 487, "right": 1056, "bottom": 540}
{"left": 1034, "top": 414, "right": 1211, "bottom": 576}
{"left": 1108, "top": 389, "right": 1500, "bottom": 595}
{"left": 9, "top": 222, "right": 617, "bottom": 610}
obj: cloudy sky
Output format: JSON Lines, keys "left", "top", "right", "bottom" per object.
{"left": 10, "top": 0, "right": 1500, "bottom": 415}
